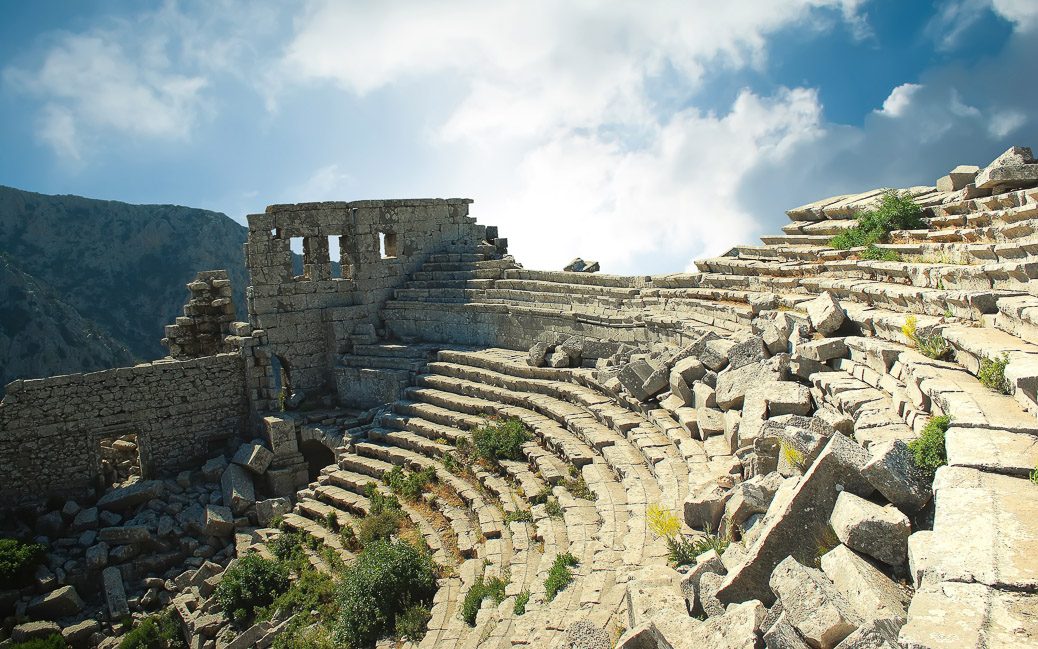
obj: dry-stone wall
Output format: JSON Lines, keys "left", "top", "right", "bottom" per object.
{"left": 0, "top": 354, "right": 248, "bottom": 503}
{"left": 244, "top": 198, "right": 501, "bottom": 406}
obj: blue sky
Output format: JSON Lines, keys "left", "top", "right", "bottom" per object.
{"left": 1, "top": 1, "right": 1037, "bottom": 274}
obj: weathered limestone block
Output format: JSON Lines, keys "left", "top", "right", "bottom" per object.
{"left": 626, "top": 565, "right": 687, "bottom": 630}
{"left": 616, "top": 623, "right": 656, "bottom": 649}
{"left": 796, "top": 338, "right": 848, "bottom": 363}
{"left": 202, "top": 455, "right": 229, "bottom": 481}
{"left": 684, "top": 475, "right": 737, "bottom": 532}
{"left": 698, "top": 571, "right": 727, "bottom": 618}
{"left": 806, "top": 292, "right": 846, "bottom": 336}
{"left": 86, "top": 542, "right": 109, "bottom": 570}
{"left": 716, "top": 434, "right": 873, "bottom": 606}
{"left": 829, "top": 492, "right": 910, "bottom": 567}
{"left": 686, "top": 599, "right": 766, "bottom": 649}
{"left": 232, "top": 442, "right": 274, "bottom": 475}
{"left": 899, "top": 580, "right": 1038, "bottom": 649}
{"left": 70, "top": 507, "right": 98, "bottom": 532}
{"left": 102, "top": 566, "right": 129, "bottom": 620}
{"left": 936, "top": 165, "right": 979, "bottom": 192}
{"left": 256, "top": 497, "right": 292, "bottom": 527}
{"left": 11, "top": 622, "right": 61, "bottom": 644}
{"left": 765, "top": 382, "right": 812, "bottom": 417}
{"left": 927, "top": 466, "right": 1038, "bottom": 591}
{"left": 763, "top": 612, "right": 811, "bottom": 649}
{"left": 98, "top": 525, "right": 151, "bottom": 545}
{"left": 527, "top": 342, "right": 549, "bottom": 367}
{"left": 832, "top": 619, "right": 903, "bottom": 649}
{"left": 205, "top": 505, "right": 235, "bottom": 537}
{"left": 680, "top": 549, "right": 727, "bottom": 601}
{"left": 975, "top": 164, "right": 1038, "bottom": 191}
{"left": 96, "top": 480, "right": 166, "bottom": 511}
{"left": 729, "top": 336, "right": 770, "bottom": 370}
{"left": 61, "top": 620, "right": 100, "bottom": 646}
{"left": 560, "top": 336, "right": 584, "bottom": 362}
{"left": 945, "top": 426, "right": 1038, "bottom": 477}
{"left": 861, "top": 439, "right": 931, "bottom": 511}
{"left": 907, "top": 530, "right": 932, "bottom": 588}
{"left": 263, "top": 416, "right": 298, "bottom": 457}
{"left": 820, "top": 545, "right": 909, "bottom": 623}
{"left": 619, "top": 359, "right": 660, "bottom": 402}
{"left": 222, "top": 464, "right": 256, "bottom": 516}
{"left": 698, "top": 408, "right": 725, "bottom": 437}
{"left": 769, "top": 556, "right": 862, "bottom": 649}
{"left": 701, "top": 338, "right": 736, "bottom": 372}
{"left": 548, "top": 349, "right": 570, "bottom": 368}
{"left": 26, "top": 585, "right": 84, "bottom": 618}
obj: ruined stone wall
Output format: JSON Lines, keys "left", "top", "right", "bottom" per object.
{"left": 0, "top": 353, "right": 249, "bottom": 503}
{"left": 244, "top": 198, "right": 491, "bottom": 406}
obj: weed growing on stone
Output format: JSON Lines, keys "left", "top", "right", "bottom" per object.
{"left": 830, "top": 190, "right": 925, "bottom": 250}
{"left": 909, "top": 415, "right": 951, "bottom": 477}
{"left": 513, "top": 588, "right": 531, "bottom": 615}
{"left": 1030, "top": 461, "right": 1038, "bottom": 486}
{"left": 117, "top": 610, "right": 184, "bottom": 649}
{"left": 384, "top": 465, "right": 438, "bottom": 501}
{"left": 562, "top": 471, "right": 596, "bottom": 501}
{"left": 902, "top": 315, "right": 951, "bottom": 360}
{"left": 812, "top": 525, "right": 841, "bottom": 569}
{"left": 979, "top": 352, "right": 1012, "bottom": 394}
{"left": 545, "top": 498, "right": 564, "bottom": 519}
{"left": 473, "top": 417, "right": 530, "bottom": 464}
{"left": 859, "top": 244, "right": 903, "bottom": 261}
{"left": 460, "top": 570, "right": 509, "bottom": 626}
{"left": 395, "top": 604, "right": 433, "bottom": 642}
{"left": 505, "top": 509, "right": 533, "bottom": 523}
{"left": 215, "top": 552, "right": 291, "bottom": 624}
{"left": 780, "top": 440, "right": 808, "bottom": 473}
{"left": 647, "top": 504, "right": 701, "bottom": 567}
{"left": 544, "top": 552, "right": 579, "bottom": 602}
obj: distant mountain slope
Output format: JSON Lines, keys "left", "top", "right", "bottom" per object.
{"left": 0, "top": 255, "right": 137, "bottom": 388}
{"left": 0, "top": 185, "right": 251, "bottom": 376}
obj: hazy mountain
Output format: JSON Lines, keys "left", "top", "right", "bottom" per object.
{"left": 0, "top": 185, "right": 251, "bottom": 389}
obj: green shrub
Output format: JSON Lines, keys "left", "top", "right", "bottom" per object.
{"left": 359, "top": 509, "right": 402, "bottom": 547}
{"left": 117, "top": 611, "right": 184, "bottom": 649}
{"left": 461, "top": 572, "right": 509, "bottom": 626}
{"left": 909, "top": 415, "right": 951, "bottom": 477}
{"left": 334, "top": 540, "right": 437, "bottom": 648}
{"left": 472, "top": 418, "right": 530, "bottom": 464}
{"left": 513, "top": 588, "right": 530, "bottom": 616}
{"left": 506, "top": 509, "right": 533, "bottom": 523}
{"left": 544, "top": 552, "right": 579, "bottom": 602}
{"left": 270, "top": 626, "right": 336, "bottom": 649}
{"left": 364, "top": 483, "right": 401, "bottom": 516}
{"left": 341, "top": 524, "right": 361, "bottom": 552}
{"left": 214, "top": 553, "right": 290, "bottom": 624}
{"left": 395, "top": 604, "right": 432, "bottom": 642}
{"left": 562, "top": 473, "right": 595, "bottom": 501}
{"left": 257, "top": 566, "right": 337, "bottom": 627}
{"left": 860, "top": 244, "right": 903, "bottom": 261}
{"left": 830, "top": 190, "right": 924, "bottom": 251}
{"left": 324, "top": 511, "right": 340, "bottom": 532}
{"left": 902, "top": 315, "right": 951, "bottom": 360}
{"left": 979, "top": 352, "right": 1012, "bottom": 394}
{"left": 269, "top": 531, "right": 305, "bottom": 563}
{"left": 9, "top": 634, "right": 67, "bottom": 649}
{"left": 442, "top": 452, "right": 462, "bottom": 474}
{"left": 544, "top": 498, "right": 563, "bottom": 519}
{"left": 0, "top": 538, "right": 46, "bottom": 589}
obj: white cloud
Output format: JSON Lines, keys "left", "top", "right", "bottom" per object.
{"left": 3, "top": 0, "right": 286, "bottom": 161}
{"left": 875, "top": 83, "right": 922, "bottom": 117}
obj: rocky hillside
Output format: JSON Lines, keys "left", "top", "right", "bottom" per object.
{"left": 0, "top": 186, "right": 251, "bottom": 388}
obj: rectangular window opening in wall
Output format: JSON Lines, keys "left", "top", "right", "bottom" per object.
{"left": 328, "top": 235, "right": 344, "bottom": 279}
{"left": 379, "top": 231, "right": 398, "bottom": 259}
{"left": 289, "top": 237, "right": 304, "bottom": 279}
{"left": 98, "top": 432, "right": 142, "bottom": 491}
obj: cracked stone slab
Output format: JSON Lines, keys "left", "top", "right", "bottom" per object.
{"left": 927, "top": 466, "right": 1038, "bottom": 591}
{"left": 945, "top": 426, "right": 1038, "bottom": 477}
{"left": 898, "top": 580, "right": 1038, "bottom": 649}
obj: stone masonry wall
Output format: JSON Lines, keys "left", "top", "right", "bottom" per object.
{"left": 0, "top": 353, "right": 249, "bottom": 504}
{"left": 244, "top": 198, "right": 492, "bottom": 405}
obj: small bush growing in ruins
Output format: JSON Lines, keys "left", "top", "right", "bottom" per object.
{"left": 513, "top": 588, "right": 531, "bottom": 615}
{"left": 116, "top": 610, "right": 185, "bottom": 649}
{"left": 364, "top": 482, "right": 401, "bottom": 515}
{"left": 902, "top": 315, "right": 951, "bottom": 360}
{"left": 359, "top": 509, "right": 402, "bottom": 547}
{"left": 860, "top": 244, "right": 902, "bottom": 261}
{"left": 1030, "top": 461, "right": 1038, "bottom": 486}
{"left": 647, "top": 503, "right": 698, "bottom": 567}
{"left": 506, "top": 509, "right": 534, "bottom": 523}
{"left": 8, "top": 635, "right": 67, "bottom": 649}
{"left": 979, "top": 352, "right": 1012, "bottom": 394}
{"left": 324, "top": 511, "right": 340, "bottom": 532}
{"left": 441, "top": 452, "right": 462, "bottom": 474}
{"left": 271, "top": 625, "right": 336, "bottom": 649}
{"left": 812, "top": 525, "right": 841, "bottom": 569}
{"left": 341, "top": 524, "right": 361, "bottom": 552}
{"left": 215, "top": 553, "right": 290, "bottom": 624}
{"left": 545, "top": 498, "right": 564, "bottom": 519}
{"left": 395, "top": 604, "right": 432, "bottom": 642}
{"left": 562, "top": 472, "right": 596, "bottom": 501}
{"left": 532, "top": 484, "right": 553, "bottom": 505}
{"left": 909, "top": 415, "right": 951, "bottom": 477}
{"left": 334, "top": 539, "right": 437, "bottom": 648}
{"left": 544, "top": 552, "right": 579, "bottom": 602}
{"left": 0, "top": 538, "right": 46, "bottom": 589}
{"left": 473, "top": 417, "right": 530, "bottom": 464}
{"left": 780, "top": 440, "right": 808, "bottom": 473}
{"left": 830, "top": 190, "right": 924, "bottom": 250}
{"left": 460, "top": 567, "right": 509, "bottom": 626}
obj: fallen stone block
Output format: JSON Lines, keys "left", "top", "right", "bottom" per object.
{"left": 97, "top": 480, "right": 166, "bottom": 511}
{"left": 716, "top": 434, "right": 873, "bottom": 606}
{"left": 861, "top": 439, "right": 931, "bottom": 511}
{"left": 684, "top": 475, "right": 737, "bottom": 532}
{"left": 232, "top": 443, "right": 274, "bottom": 475}
{"left": 86, "top": 542, "right": 109, "bottom": 570}
{"left": 527, "top": 342, "right": 549, "bottom": 367}
{"left": 102, "top": 566, "right": 129, "bottom": 620}
{"left": 11, "top": 622, "right": 61, "bottom": 643}
{"left": 698, "top": 571, "right": 727, "bottom": 618}
{"left": 670, "top": 373, "right": 694, "bottom": 406}
{"left": 763, "top": 612, "right": 811, "bottom": 649}
{"left": 619, "top": 359, "right": 661, "bottom": 401}
{"left": 796, "top": 338, "right": 849, "bottom": 363}
{"left": 616, "top": 623, "right": 656, "bottom": 649}
{"left": 698, "top": 408, "right": 725, "bottom": 438}
{"left": 686, "top": 599, "right": 766, "bottom": 648}
{"left": 626, "top": 566, "right": 688, "bottom": 630}
{"left": 936, "top": 164, "right": 979, "bottom": 192}
{"left": 806, "top": 292, "right": 846, "bottom": 336}
{"left": 202, "top": 455, "right": 229, "bottom": 481}
{"left": 829, "top": 492, "right": 910, "bottom": 567}
{"left": 548, "top": 349, "right": 570, "bottom": 368}
{"left": 61, "top": 619, "right": 100, "bottom": 645}
{"left": 680, "top": 549, "right": 727, "bottom": 601}
{"left": 701, "top": 339, "right": 736, "bottom": 372}
{"left": 769, "top": 556, "right": 862, "bottom": 649}
{"left": 222, "top": 464, "right": 256, "bottom": 517}
{"left": 832, "top": 618, "right": 903, "bottom": 649}
{"left": 765, "top": 382, "right": 812, "bottom": 417}
{"left": 975, "top": 164, "right": 1038, "bottom": 191}
{"left": 945, "top": 425, "right": 1038, "bottom": 477}
{"left": 26, "top": 585, "right": 84, "bottom": 619}
{"left": 716, "top": 361, "right": 782, "bottom": 411}
{"left": 98, "top": 525, "right": 151, "bottom": 545}
{"left": 205, "top": 505, "right": 235, "bottom": 537}
{"left": 730, "top": 336, "right": 770, "bottom": 370}
{"left": 820, "top": 544, "right": 909, "bottom": 624}
{"left": 907, "top": 530, "right": 932, "bottom": 589}
{"left": 256, "top": 497, "right": 292, "bottom": 527}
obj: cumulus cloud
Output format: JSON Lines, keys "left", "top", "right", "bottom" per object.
{"left": 2, "top": 0, "right": 285, "bottom": 162}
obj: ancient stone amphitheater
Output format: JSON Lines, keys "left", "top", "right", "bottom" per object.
{"left": 2, "top": 147, "right": 1038, "bottom": 648}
